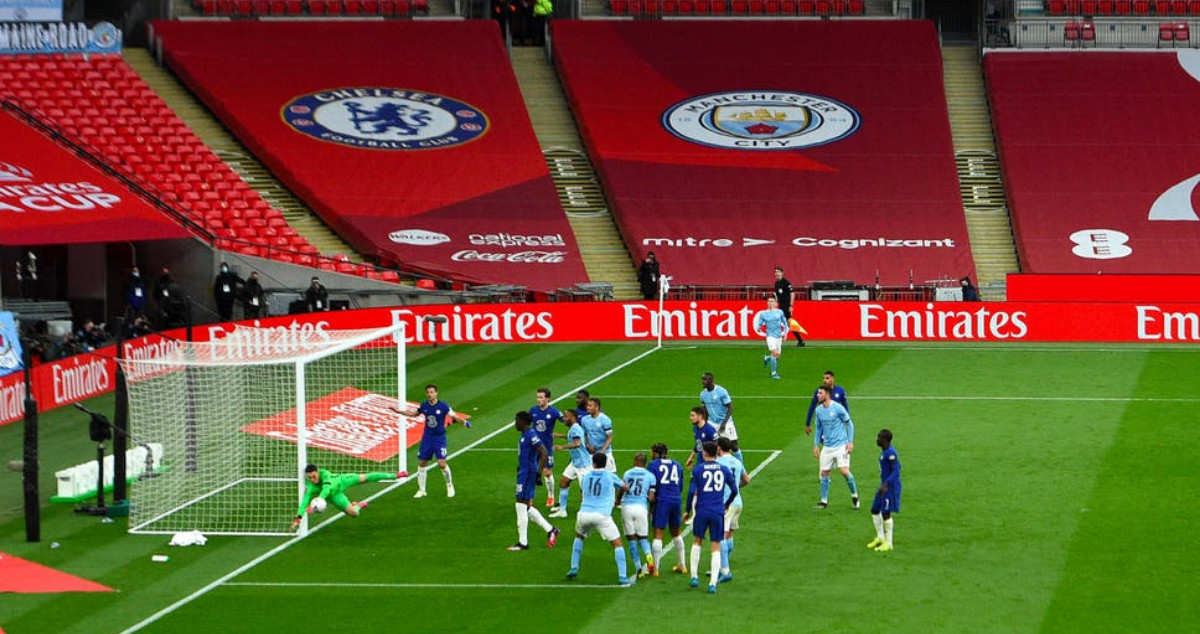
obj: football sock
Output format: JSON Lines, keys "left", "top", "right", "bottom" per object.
{"left": 728, "top": 536, "right": 735, "bottom": 553}
{"left": 769, "top": 356, "right": 778, "bottom": 373}
{"left": 515, "top": 503, "right": 530, "bottom": 545}
{"left": 720, "top": 539, "right": 730, "bottom": 572}
{"left": 614, "top": 546, "right": 628, "bottom": 579}
{"left": 441, "top": 464, "right": 453, "bottom": 486}
{"left": 559, "top": 487, "right": 570, "bottom": 510}
{"left": 417, "top": 466, "right": 428, "bottom": 492}
{"left": 652, "top": 539, "right": 663, "bottom": 569}
{"left": 820, "top": 476, "right": 831, "bottom": 501}
{"left": 628, "top": 540, "right": 641, "bottom": 568}
{"left": 571, "top": 538, "right": 584, "bottom": 570}
{"left": 528, "top": 507, "right": 553, "bottom": 532}
{"left": 709, "top": 551, "right": 721, "bottom": 587}
{"left": 883, "top": 518, "right": 894, "bottom": 546}
{"left": 639, "top": 538, "right": 651, "bottom": 563}
{"left": 872, "top": 513, "right": 885, "bottom": 539}
{"left": 689, "top": 544, "right": 701, "bottom": 579}
{"left": 365, "top": 472, "right": 391, "bottom": 483}
{"left": 673, "top": 535, "right": 687, "bottom": 567}
{"left": 846, "top": 473, "right": 858, "bottom": 497}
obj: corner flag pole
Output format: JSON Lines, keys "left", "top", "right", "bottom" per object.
{"left": 656, "top": 275, "right": 671, "bottom": 349}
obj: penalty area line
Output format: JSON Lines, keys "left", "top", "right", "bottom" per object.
{"left": 119, "top": 344, "right": 664, "bottom": 634}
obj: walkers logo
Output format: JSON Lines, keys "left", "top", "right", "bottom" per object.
{"left": 389, "top": 229, "right": 451, "bottom": 246}
{"left": 0, "top": 162, "right": 32, "bottom": 182}
{"left": 282, "top": 88, "right": 488, "bottom": 150}
{"left": 662, "top": 91, "right": 860, "bottom": 150}
{"left": 1148, "top": 173, "right": 1200, "bottom": 221}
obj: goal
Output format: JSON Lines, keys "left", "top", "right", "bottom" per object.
{"left": 118, "top": 324, "right": 407, "bottom": 536}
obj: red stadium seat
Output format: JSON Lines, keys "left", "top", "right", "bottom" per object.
{"left": 1048, "top": 0, "right": 1065, "bottom": 11}
{"left": 1159, "top": 21, "right": 1176, "bottom": 44}
{"left": 1188, "top": 0, "right": 1200, "bottom": 12}
{"left": 643, "top": 0, "right": 659, "bottom": 13}
{"left": 1096, "top": 0, "right": 1114, "bottom": 12}
{"left": 847, "top": 0, "right": 863, "bottom": 12}
{"left": 709, "top": 0, "right": 727, "bottom": 11}
{"left": 345, "top": 0, "right": 363, "bottom": 13}
{"left": 626, "top": 0, "right": 643, "bottom": 14}
{"left": 1170, "top": 0, "right": 1185, "bottom": 12}
{"left": 1176, "top": 21, "right": 1190, "bottom": 43}
{"left": 661, "top": 0, "right": 677, "bottom": 12}
{"left": 693, "top": 0, "right": 709, "bottom": 13}
{"left": 730, "top": 0, "right": 748, "bottom": 12}
{"left": 765, "top": 0, "right": 780, "bottom": 13}
{"left": 815, "top": 0, "right": 831, "bottom": 13}
{"left": 749, "top": 0, "right": 765, "bottom": 11}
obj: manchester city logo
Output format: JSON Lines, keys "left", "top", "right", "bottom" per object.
{"left": 282, "top": 88, "right": 488, "bottom": 150}
{"left": 662, "top": 90, "right": 860, "bottom": 151}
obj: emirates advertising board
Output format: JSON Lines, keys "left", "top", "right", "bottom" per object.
{"left": 2, "top": 300, "right": 1197, "bottom": 427}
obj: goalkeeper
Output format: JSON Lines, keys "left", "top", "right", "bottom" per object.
{"left": 290, "top": 464, "right": 398, "bottom": 530}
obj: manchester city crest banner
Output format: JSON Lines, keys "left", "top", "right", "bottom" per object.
{"left": 0, "top": 311, "right": 24, "bottom": 378}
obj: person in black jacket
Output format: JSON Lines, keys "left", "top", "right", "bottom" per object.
{"left": 305, "top": 277, "right": 329, "bottom": 312}
{"left": 637, "top": 252, "right": 661, "bottom": 300}
{"left": 242, "top": 271, "right": 267, "bottom": 319}
{"left": 213, "top": 262, "right": 243, "bottom": 322}
{"left": 773, "top": 266, "right": 805, "bottom": 347}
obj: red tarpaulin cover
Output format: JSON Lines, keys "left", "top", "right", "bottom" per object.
{"left": 986, "top": 51, "right": 1200, "bottom": 274}
{"left": 151, "top": 21, "right": 588, "bottom": 292}
{"left": 551, "top": 20, "right": 976, "bottom": 287}
{"left": 0, "top": 110, "right": 191, "bottom": 245}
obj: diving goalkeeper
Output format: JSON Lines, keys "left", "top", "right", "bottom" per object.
{"left": 290, "top": 464, "right": 401, "bottom": 530}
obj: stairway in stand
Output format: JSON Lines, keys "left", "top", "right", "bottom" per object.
{"left": 942, "top": 44, "right": 1020, "bottom": 300}
{"left": 510, "top": 46, "right": 639, "bottom": 300}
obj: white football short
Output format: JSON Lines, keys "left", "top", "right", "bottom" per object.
{"left": 717, "top": 418, "right": 739, "bottom": 442}
{"left": 724, "top": 503, "right": 742, "bottom": 532}
{"left": 576, "top": 511, "right": 621, "bottom": 542}
{"left": 562, "top": 463, "right": 591, "bottom": 481}
{"left": 621, "top": 504, "right": 649, "bottom": 537}
{"left": 819, "top": 444, "right": 851, "bottom": 471}
{"left": 765, "top": 336, "right": 782, "bottom": 353}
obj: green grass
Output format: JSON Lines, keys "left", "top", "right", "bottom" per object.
{"left": 1, "top": 341, "right": 1198, "bottom": 633}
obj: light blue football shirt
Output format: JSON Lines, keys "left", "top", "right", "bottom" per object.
{"left": 579, "top": 469, "right": 625, "bottom": 515}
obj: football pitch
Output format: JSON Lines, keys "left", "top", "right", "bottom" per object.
{"left": 1, "top": 341, "right": 1198, "bottom": 633}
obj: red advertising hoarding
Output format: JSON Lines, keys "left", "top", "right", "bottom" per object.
{"left": 3, "top": 299, "right": 1196, "bottom": 428}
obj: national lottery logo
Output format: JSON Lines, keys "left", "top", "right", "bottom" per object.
{"left": 662, "top": 90, "right": 860, "bottom": 151}
{"left": 281, "top": 88, "right": 488, "bottom": 150}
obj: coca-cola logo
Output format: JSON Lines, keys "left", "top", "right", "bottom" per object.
{"left": 450, "top": 250, "right": 566, "bottom": 263}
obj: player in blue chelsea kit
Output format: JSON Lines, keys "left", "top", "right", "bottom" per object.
{"left": 509, "top": 411, "right": 561, "bottom": 551}
{"left": 685, "top": 406, "right": 719, "bottom": 470}
{"left": 617, "top": 453, "right": 656, "bottom": 578}
{"left": 867, "top": 428, "right": 901, "bottom": 552}
{"left": 683, "top": 441, "right": 738, "bottom": 594}
{"left": 648, "top": 443, "right": 689, "bottom": 576}
{"left": 530, "top": 387, "right": 565, "bottom": 509}
{"left": 567, "top": 453, "right": 633, "bottom": 585}
{"left": 409, "top": 384, "right": 456, "bottom": 499}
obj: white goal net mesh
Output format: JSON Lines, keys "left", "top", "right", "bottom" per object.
{"left": 118, "top": 325, "right": 407, "bottom": 536}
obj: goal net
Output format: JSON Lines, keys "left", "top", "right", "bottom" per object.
{"left": 118, "top": 324, "right": 407, "bottom": 536}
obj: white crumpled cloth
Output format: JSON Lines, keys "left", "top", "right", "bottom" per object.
{"left": 168, "top": 530, "right": 208, "bottom": 547}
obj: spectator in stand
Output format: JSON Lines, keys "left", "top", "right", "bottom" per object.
{"left": 960, "top": 277, "right": 980, "bottom": 302}
{"left": 773, "top": 266, "right": 805, "bottom": 347}
{"left": 213, "top": 262, "right": 242, "bottom": 322}
{"left": 637, "top": 252, "right": 661, "bottom": 301}
{"left": 492, "top": 0, "right": 517, "bottom": 39}
{"left": 17, "top": 251, "right": 37, "bottom": 299}
{"left": 162, "top": 282, "right": 190, "bottom": 329}
{"left": 532, "top": 0, "right": 552, "bottom": 46}
{"left": 153, "top": 266, "right": 174, "bottom": 327}
{"left": 69, "top": 319, "right": 107, "bottom": 352}
{"left": 242, "top": 271, "right": 267, "bottom": 319}
{"left": 305, "top": 276, "right": 329, "bottom": 312}
{"left": 125, "top": 315, "right": 153, "bottom": 338}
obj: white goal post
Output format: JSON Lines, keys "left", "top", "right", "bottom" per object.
{"left": 117, "top": 324, "right": 407, "bottom": 536}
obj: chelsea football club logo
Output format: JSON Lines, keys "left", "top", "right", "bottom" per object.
{"left": 282, "top": 88, "right": 488, "bottom": 150}
{"left": 662, "top": 90, "right": 860, "bottom": 151}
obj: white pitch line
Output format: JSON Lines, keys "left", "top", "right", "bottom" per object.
{"left": 607, "top": 395, "right": 1200, "bottom": 403}
{"left": 119, "top": 344, "right": 664, "bottom": 634}
{"left": 223, "top": 581, "right": 627, "bottom": 590}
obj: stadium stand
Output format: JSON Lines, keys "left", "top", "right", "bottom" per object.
{"left": 985, "top": 52, "right": 1200, "bottom": 274}
{"left": 194, "top": 0, "right": 427, "bottom": 17}
{"left": 552, "top": 20, "right": 977, "bottom": 287}
{"left": 0, "top": 53, "right": 393, "bottom": 278}
{"left": 150, "top": 21, "right": 589, "bottom": 293}
{"left": 608, "top": 0, "right": 861, "bottom": 14}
